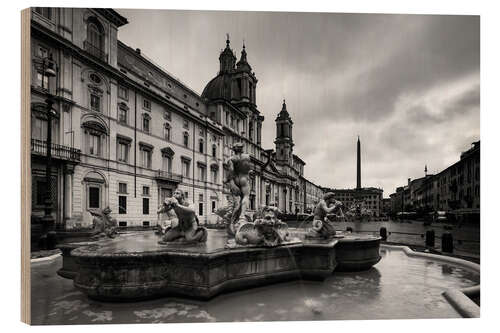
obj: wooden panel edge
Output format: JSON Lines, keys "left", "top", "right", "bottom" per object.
{"left": 20, "top": 7, "right": 31, "bottom": 326}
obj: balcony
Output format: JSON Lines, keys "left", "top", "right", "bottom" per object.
{"left": 83, "top": 41, "right": 108, "bottom": 62}
{"left": 154, "top": 170, "right": 183, "bottom": 183}
{"left": 31, "top": 139, "right": 81, "bottom": 162}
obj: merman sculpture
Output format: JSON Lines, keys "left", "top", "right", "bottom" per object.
{"left": 157, "top": 189, "right": 207, "bottom": 244}
{"left": 92, "top": 207, "right": 118, "bottom": 238}
{"left": 217, "top": 142, "right": 252, "bottom": 236}
{"left": 306, "top": 192, "right": 344, "bottom": 239}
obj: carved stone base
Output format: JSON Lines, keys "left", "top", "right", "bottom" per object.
{"left": 63, "top": 230, "right": 381, "bottom": 300}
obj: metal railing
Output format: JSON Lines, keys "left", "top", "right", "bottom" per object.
{"left": 31, "top": 139, "right": 81, "bottom": 162}
{"left": 83, "top": 41, "right": 108, "bottom": 62}
{"left": 155, "top": 170, "right": 183, "bottom": 182}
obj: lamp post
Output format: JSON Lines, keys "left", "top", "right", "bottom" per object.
{"left": 39, "top": 53, "right": 58, "bottom": 249}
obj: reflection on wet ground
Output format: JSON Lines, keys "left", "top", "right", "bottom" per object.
{"left": 31, "top": 246, "right": 479, "bottom": 324}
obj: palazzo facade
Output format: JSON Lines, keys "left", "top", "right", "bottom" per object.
{"left": 29, "top": 8, "right": 324, "bottom": 231}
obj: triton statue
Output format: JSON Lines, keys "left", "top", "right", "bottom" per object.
{"left": 157, "top": 189, "right": 207, "bottom": 244}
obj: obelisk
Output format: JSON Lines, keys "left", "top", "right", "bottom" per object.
{"left": 356, "top": 136, "right": 361, "bottom": 190}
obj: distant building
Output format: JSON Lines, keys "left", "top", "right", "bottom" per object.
{"left": 381, "top": 198, "right": 391, "bottom": 215}
{"left": 389, "top": 141, "right": 480, "bottom": 218}
{"left": 325, "top": 187, "right": 383, "bottom": 216}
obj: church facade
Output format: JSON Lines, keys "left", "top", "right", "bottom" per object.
{"left": 29, "top": 7, "right": 324, "bottom": 231}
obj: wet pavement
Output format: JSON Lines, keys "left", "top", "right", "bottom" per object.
{"left": 31, "top": 246, "right": 479, "bottom": 325}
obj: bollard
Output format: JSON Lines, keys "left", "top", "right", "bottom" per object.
{"left": 346, "top": 227, "right": 353, "bottom": 233}
{"left": 379, "top": 227, "right": 387, "bottom": 241}
{"left": 442, "top": 232, "right": 454, "bottom": 253}
{"left": 425, "top": 230, "right": 435, "bottom": 247}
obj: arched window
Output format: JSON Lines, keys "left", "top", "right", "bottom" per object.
{"left": 199, "top": 138, "right": 204, "bottom": 153}
{"left": 212, "top": 144, "right": 217, "bottom": 158}
{"left": 82, "top": 121, "right": 107, "bottom": 157}
{"left": 164, "top": 123, "right": 171, "bottom": 141}
{"left": 86, "top": 18, "right": 105, "bottom": 60}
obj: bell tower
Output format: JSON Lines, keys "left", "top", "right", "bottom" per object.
{"left": 274, "top": 99, "right": 294, "bottom": 164}
{"left": 219, "top": 34, "right": 236, "bottom": 74}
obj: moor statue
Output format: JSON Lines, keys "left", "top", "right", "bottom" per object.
{"left": 231, "top": 205, "right": 291, "bottom": 247}
{"left": 307, "top": 192, "right": 343, "bottom": 239}
{"left": 157, "top": 189, "right": 207, "bottom": 244}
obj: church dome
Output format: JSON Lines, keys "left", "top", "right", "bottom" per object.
{"left": 201, "top": 73, "right": 233, "bottom": 101}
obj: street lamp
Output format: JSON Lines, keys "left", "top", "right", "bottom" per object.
{"left": 39, "top": 53, "right": 59, "bottom": 249}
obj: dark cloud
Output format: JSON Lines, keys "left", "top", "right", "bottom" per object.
{"left": 117, "top": 9, "right": 479, "bottom": 196}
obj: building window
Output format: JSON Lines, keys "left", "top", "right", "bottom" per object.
{"left": 143, "top": 198, "right": 150, "bottom": 215}
{"left": 140, "top": 146, "right": 152, "bottom": 169}
{"left": 83, "top": 122, "right": 106, "bottom": 157}
{"left": 211, "top": 168, "right": 218, "bottom": 183}
{"left": 32, "top": 117, "right": 47, "bottom": 141}
{"left": 212, "top": 144, "right": 217, "bottom": 158}
{"left": 87, "top": 19, "right": 103, "bottom": 51}
{"left": 142, "top": 114, "right": 151, "bottom": 133}
{"left": 162, "top": 155, "right": 172, "bottom": 172}
{"left": 90, "top": 94, "right": 101, "bottom": 112}
{"left": 88, "top": 186, "right": 100, "bottom": 209}
{"left": 118, "top": 182, "right": 127, "bottom": 194}
{"left": 198, "top": 164, "right": 206, "bottom": 181}
{"left": 34, "top": 7, "right": 52, "bottom": 20}
{"left": 118, "top": 106, "right": 128, "bottom": 124}
{"left": 199, "top": 194, "right": 204, "bottom": 216}
{"left": 199, "top": 139, "right": 204, "bottom": 153}
{"left": 143, "top": 186, "right": 150, "bottom": 196}
{"left": 143, "top": 98, "right": 151, "bottom": 110}
{"left": 164, "top": 123, "right": 171, "bottom": 141}
{"left": 36, "top": 71, "right": 49, "bottom": 89}
{"left": 117, "top": 137, "right": 130, "bottom": 163}
{"left": 183, "top": 119, "right": 189, "bottom": 129}
{"left": 212, "top": 200, "right": 217, "bottom": 213}
{"left": 183, "top": 132, "right": 189, "bottom": 147}
{"left": 182, "top": 159, "right": 190, "bottom": 178}
{"left": 118, "top": 85, "right": 128, "bottom": 100}
{"left": 88, "top": 133, "right": 101, "bottom": 156}
{"left": 119, "top": 195, "right": 127, "bottom": 214}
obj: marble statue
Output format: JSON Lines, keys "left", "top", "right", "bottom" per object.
{"left": 229, "top": 205, "right": 291, "bottom": 247}
{"left": 158, "top": 189, "right": 207, "bottom": 244}
{"left": 306, "top": 192, "right": 343, "bottom": 239}
{"left": 217, "top": 142, "right": 252, "bottom": 236}
{"left": 92, "top": 207, "right": 118, "bottom": 238}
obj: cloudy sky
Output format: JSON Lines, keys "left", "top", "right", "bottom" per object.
{"left": 116, "top": 9, "right": 479, "bottom": 197}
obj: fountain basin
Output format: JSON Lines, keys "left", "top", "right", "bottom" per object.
{"left": 65, "top": 230, "right": 380, "bottom": 301}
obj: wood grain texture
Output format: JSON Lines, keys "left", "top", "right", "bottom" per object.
{"left": 21, "top": 7, "right": 31, "bottom": 325}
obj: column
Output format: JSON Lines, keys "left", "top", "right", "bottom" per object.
{"left": 63, "top": 164, "right": 75, "bottom": 224}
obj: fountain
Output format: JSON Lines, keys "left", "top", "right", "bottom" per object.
{"left": 58, "top": 144, "right": 381, "bottom": 301}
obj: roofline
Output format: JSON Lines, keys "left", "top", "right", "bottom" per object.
{"left": 117, "top": 40, "right": 205, "bottom": 103}
{"left": 96, "top": 8, "right": 128, "bottom": 27}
